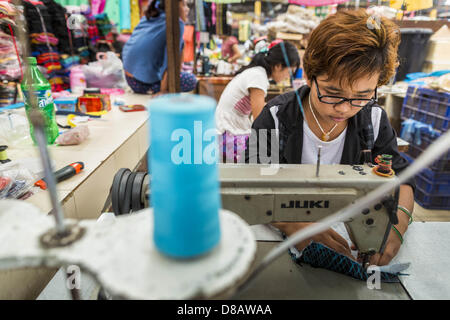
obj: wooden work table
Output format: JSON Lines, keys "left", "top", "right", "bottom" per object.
{"left": 0, "top": 93, "right": 151, "bottom": 299}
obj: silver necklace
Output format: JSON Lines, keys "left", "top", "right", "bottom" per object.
{"left": 308, "top": 93, "right": 338, "bottom": 142}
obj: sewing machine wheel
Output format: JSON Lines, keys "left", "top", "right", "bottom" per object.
{"left": 111, "top": 168, "right": 129, "bottom": 215}
{"left": 122, "top": 172, "right": 137, "bottom": 214}
{"left": 131, "top": 172, "right": 147, "bottom": 212}
{"left": 111, "top": 170, "right": 149, "bottom": 215}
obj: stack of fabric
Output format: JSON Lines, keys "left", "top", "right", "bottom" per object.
{"left": 0, "top": 2, "right": 22, "bottom": 107}
{"left": 0, "top": 81, "right": 18, "bottom": 108}
{"left": 24, "top": 0, "right": 70, "bottom": 91}
{"left": 0, "top": 31, "right": 21, "bottom": 81}
{"left": 87, "top": 15, "right": 100, "bottom": 46}
{"left": 94, "top": 13, "right": 112, "bottom": 39}
{"left": 93, "top": 12, "right": 115, "bottom": 53}
{"left": 29, "top": 32, "right": 68, "bottom": 91}
{"left": 42, "top": 0, "right": 72, "bottom": 55}
{"left": 69, "top": 7, "right": 91, "bottom": 64}
{"left": 60, "top": 53, "right": 79, "bottom": 86}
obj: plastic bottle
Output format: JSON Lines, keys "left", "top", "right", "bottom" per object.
{"left": 70, "top": 65, "right": 87, "bottom": 95}
{"left": 21, "top": 57, "right": 59, "bottom": 145}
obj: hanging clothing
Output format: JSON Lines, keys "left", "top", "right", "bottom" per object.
{"left": 183, "top": 25, "right": 195, "bottom": 63}
{"left": 130, "top": 0, "right": 140, "bottom": 31}
{"left": 195, "top": 0, "right": 206, "bottom": 31}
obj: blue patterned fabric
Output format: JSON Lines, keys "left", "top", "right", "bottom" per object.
{"left": 290, "top": 242, "right": 401, "bottom": 283}
{"left": 126, "top": 72, "right": 197, "bottom": 94}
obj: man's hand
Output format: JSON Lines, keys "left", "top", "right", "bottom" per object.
{"left": 271, "top": 222, "right": 356, "bottom": 260}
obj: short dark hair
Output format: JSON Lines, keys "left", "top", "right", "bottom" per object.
{"left": 145, "top": 0, "right": 182, "bottom": 20}
{"left": 303, "top": 9, "right": 400, "bottom": 87}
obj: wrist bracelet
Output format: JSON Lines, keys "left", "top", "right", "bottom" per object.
{"left": 398, "top": 205, "right": 413, "bottom": 225}
{"left": 392, "top": 225, "right": 404, "bottom": 244}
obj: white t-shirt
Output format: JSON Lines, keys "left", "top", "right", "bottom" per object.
{"left": 301, "top": 120, "right": 347, "bottom": 164}
{"left": 216, "top": 66, "right": 270, "bottom": 136}
{"left": 267, "top": 104, "right": 383, "bottom": 165}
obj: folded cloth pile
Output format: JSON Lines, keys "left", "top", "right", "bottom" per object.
{"left": 30, "top": 32, "right": 59, "bottom": 46}
{"left": 94, "top": 13, "right": 113, "bottom": 39}
{"left": 69, "top": 14, "right": 90, "bottom": 64}
{"left": 0, "top": 3, "right": 22, "bottom": 107}
{"left": 0, "top": 81, "right": 18, "bottom": 108}
{"left": 24, "top": 0, "right": 71, "bottom": 92}
{"left": 87, "top": 15, "right": 100, "bottom": 46}
{"left": 0, "top": 31, "right": 22, "bottom": 81}
{"left": 60, "top": 54, "right": 80, "bottom": 70}
{"left": 266, "top": 5, "right": 320, "bottom": 35}
{"left": 59, "top": 54, "right": 80, "bottom": 86}
{"left": 0, "top": 1, "right": 19, "bottom": 26}
{"left": 41, "top": 0, "right": 72, "bottom": 55}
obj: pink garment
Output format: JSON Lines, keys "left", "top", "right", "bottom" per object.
{"left": 220, "top": 131, "right": 249, "bottom": 164}
{"left": 34, "top": 34, "right": 58, "bottom": 45}
{"left": 91, "top": 0, "right": 106, "bottom": 15}
{"left": 288, "top": 0, "right": 349, "bottom": 5}
{"left": 233, "top": 95, "right": 251, "bottom": 116}
{"left": 211, "top": 3, "right": 216, "bottom": 26}
{"left": 100, "top": 88, "right": 125, "bottom": 95}
{"left": 221, "top": 36, "right": 238, "bottom": 60}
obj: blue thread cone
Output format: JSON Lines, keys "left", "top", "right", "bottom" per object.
{"left": 149, "top": 94, "right": 221, "bottom": 258}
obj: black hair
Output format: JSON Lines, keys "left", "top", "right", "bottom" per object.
{"left": 145, "top": 0, "right": 182, "bottom": 20}
{"left": 235, "top": 41, "right": 300, "bottom": 77}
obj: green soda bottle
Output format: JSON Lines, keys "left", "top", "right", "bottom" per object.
{"left": 21, "top": 57, "right": 59, "bottom": 145}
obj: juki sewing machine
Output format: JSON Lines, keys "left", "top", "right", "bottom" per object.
{"left": 221, "top": 163, "right": 399, "bottom": 264}
{"left": 111, "top": 161, "right": 400, "bottom": 268}
{"left": 0, "top": 161, "right": 399, "bottom": 300}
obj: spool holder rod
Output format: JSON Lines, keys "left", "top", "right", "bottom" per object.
{"left": 29, "top": 109, "right": 67, "bottom": 235}
{"left": 12, "top": 0, "right": 67, "bottom": 236}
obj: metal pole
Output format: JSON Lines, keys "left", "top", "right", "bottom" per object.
{"left": 165, "top": 0, "right": 181, "bottom": 93}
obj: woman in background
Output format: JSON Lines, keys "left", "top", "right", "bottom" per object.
{"left": 221, "top": 35, "right": 241, "bottom": 63}
{"left": 215, "top": 41, "right": 300, "bottom": 163}
{"left": 122, "top": 0, "right": 197, "bottom": 95}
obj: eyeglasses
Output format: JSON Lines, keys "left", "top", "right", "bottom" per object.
{"left": 313, "top": 77, "right": 377, "bottom": 108}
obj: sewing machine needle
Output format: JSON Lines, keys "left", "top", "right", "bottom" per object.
{"left": 316, "top": 145, "right": 322, "bottom": 177}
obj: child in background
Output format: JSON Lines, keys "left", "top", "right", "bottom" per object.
{"left": 215, "top": 41, "right": 300, "bottom": 163}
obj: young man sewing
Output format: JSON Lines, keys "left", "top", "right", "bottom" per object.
{"left": 245, "top": 10, "right": 415, "bottom": 266}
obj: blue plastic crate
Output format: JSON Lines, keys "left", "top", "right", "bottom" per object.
{"left": 415, "top": 172, "right": 450, "bottom": 195}
{"left": 401, "top": 152, "right": 450, "bottom": 183}
{"left": 401, "top": 86, "right": 450, "bottom": 133}
{"left": 400, "top": 126, "right": 450, "bottom": 172}
{"left": 415, "top": 186, "right": 450, "bottom": 210}
{"left": 406, "top": 142, "right": 450, "bottom": 172}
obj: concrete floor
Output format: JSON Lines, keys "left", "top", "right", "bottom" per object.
{"left": 413, "top": 202, "right": 450, "bottom": 222}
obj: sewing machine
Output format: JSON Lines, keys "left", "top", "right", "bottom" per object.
{"left": 0, "top": 162, "right": 400, "bottom": 300}
{"left": 113, "top": 163, "right": 399, "bottom": 266}
{"left": 219, "top": 163, "right": 399, "bottom": 265}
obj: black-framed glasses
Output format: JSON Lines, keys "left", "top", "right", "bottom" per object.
{"left": 313, "top": 77, "right": 378, "bottom": 108}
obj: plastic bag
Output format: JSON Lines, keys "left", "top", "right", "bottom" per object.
{"left": 0, "top": 175, "right": 13, "bottom": 199}
{"left": 0, "top": 113, "right": 33, "bottom": 147}
{"left": 56, "top": 125, "right": 90, "bottom": 145}
{"left": 0, "top": 166, "right": 37, "bottom": 200}
{"left": 82, "top": 51, "right": 127, "bottom": 89}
